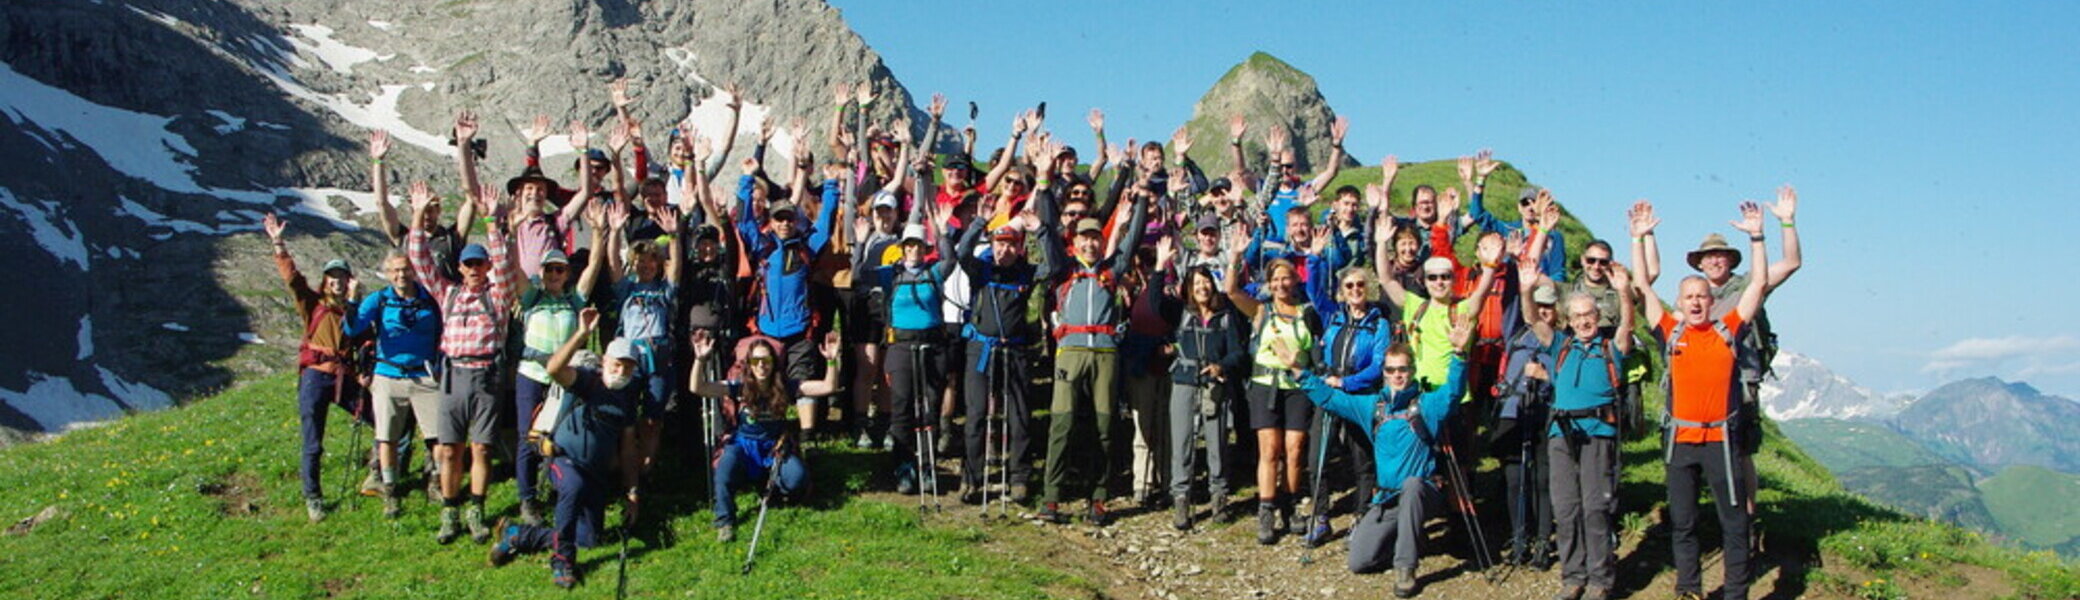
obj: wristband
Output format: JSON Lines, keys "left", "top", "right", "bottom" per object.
{"left": 1749, "top": 234, "right": 1765, "bottom": 243}
{"left": 1631, "top": 236, "right": 1644, "bottom": 244}
{"left": 1474, "top": 176, "right": 1486, "bottom": 187}
{"left": 371, "top": 158, "right": 383, "bottom": 166}
{"left": 1230, "top": 137, "right": 1241, "bottom": 146}
{"left": 1779, "top": 221, "right": 1795, "bottom": 229}
{"left": 825, "top": 360, "right": 839, "bottom": 368}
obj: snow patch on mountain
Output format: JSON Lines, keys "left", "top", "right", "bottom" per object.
{"left": 0, "top": 370, "right": 172, "bottom": 433}
{"left": 0, "top": 187, "right": 91, "bottom": 270}
{"left": 1761, "top": 351, "right": 1911, "bottom": 420}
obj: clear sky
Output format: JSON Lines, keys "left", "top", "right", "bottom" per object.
{"left": 828, "top": 0, "right": 2080, "bottom": 399}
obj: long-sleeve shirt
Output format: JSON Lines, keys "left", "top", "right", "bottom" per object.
{"left": 1305, "top": 356, "right": 1465, "bottom": 503}
{"left": 1317, "top": 305, "right": 1396, "bottom": 393}
{"left": 276, "top": 253, "right": 351, "bottom": 374}
{"left": 410, "top": 228, "right": 514, "bottom": 368}
{"left": 740, "top": 177, "right": 840, "bottom": 339}
{"left": 512, "top": 210, "right": 580, "bottom": 279}
{"left": 1168, "top": 307, "right": 1249, "bottom": 386}
{"left": 1041, "top": 188, "right": 1149, "bottom": 350}
{"left": 1465, "top": 190, "right": 1568, "bottom": 283}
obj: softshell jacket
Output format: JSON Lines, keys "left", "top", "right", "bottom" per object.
{"left": 1305, "top": 356, "right": 1466, "bottom": 503}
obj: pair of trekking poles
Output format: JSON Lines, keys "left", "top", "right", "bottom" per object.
{"left": 977, "top": 348, "right": 1015, "bottom": 520}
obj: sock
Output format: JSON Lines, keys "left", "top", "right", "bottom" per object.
{"left": 470, "top": 494, "right": 486, "bottom": 509}
{"left": 381, "top": 468, "right": 397, "bottom": 485}
{"left": 444, "top": 496, "right": 465, "bottom": 508}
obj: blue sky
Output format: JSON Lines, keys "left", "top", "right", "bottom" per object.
{"left": 828, "top": 0, "right": 2080, "bottom": 399}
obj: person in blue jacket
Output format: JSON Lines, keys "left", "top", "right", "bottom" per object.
{"left": 344, "top": 252, "right": 443, "bottom": 518}
{"left": 737, "top": 160, "right": 841, "bottom": 431}
{"left": 1462, "top": 150, "right": 1568, "bottom": 283}
{"left": 1298, "top": 320, "right": 1474, "bottom": 599}
{"left": 1296, "top": 264, "right": 1398, "bottom": 547}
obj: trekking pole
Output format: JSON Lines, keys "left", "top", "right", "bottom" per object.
{"left": 1299, "top": 410, "right": 1335, "bottom": 565}
{"left": 617, "top": 506, "right": 631, "bottom": 599}
{"left": 918, "top": 344, "right": 943, "bottom": 514}
{"left": 1438, "top": 434, "right": 1499, "bottom": 580}
{"left": 741, "top": 448, "right": 785, "bottom": 575}
{"left": 980, "top": 354, "right": 998, "bottom": 520}
{"left": 338, "top": 371, "right": 366, "bottom": 511}
{"left": 994, "top": 355, "right": 1013, "bottom": 520}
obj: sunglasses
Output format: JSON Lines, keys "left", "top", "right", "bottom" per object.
{"left": 1341, "top": 281, "right": 1367, "bottom": 290}
{"left": 1005, "top": 179, "right": 1030, "bottom": 187}
{"left": 542, "top": 265, "right": 569, "bottom": 273}
{"left": 1519, "top": 197, "right": 1535, "bottom": 207}
{"left": 1383, "top": 366, "right": 1414, "bottom": 374}
{"left": 746, "top": 356, "right": 774, "bottom": 365}
{"left": 1424, "top": 273, "right": 1453, "bottom": 282}
{"left": 1064, "top": 210, "right": 1088, "bottom": 219}
{"left": 1583, "top": 257, "right": 1611, "bottom": 266}
{"left": 1279, "top": 164, "right": 1297, "bottom": 170}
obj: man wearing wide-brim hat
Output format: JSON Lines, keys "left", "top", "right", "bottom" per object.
{"left": 507, "top": 163, "right": 584, "bottom": 280}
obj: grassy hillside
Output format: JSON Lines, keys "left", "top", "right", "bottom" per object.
{"left": 1838, "top": 464, "right": 2000, "bottom": 532}
{"left": 1780, "top": 418, "right": 1956, "bottom": 471}
{"left": 1981, "top": 465, "right": 2080, "bottom": 551}
{"left": 0, "top": 373, "right": 1089, "bottom": 599}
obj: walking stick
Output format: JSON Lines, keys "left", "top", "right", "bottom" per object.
{"left": 1438, "top": 431, "right": 1499, "bottom": 581}
{"left": 1300, "top": 410, "right": 1335, "bottom": 564}
{"left": 617, "top": 506, "right": 631, "bottom": 598}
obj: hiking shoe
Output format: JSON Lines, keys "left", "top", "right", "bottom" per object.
{"left": 1304, "top": 515, "right": 1331, "bottom": 547}
{"left": 550, "top": 559, "right": 576, "bottom": 589}
{"left": 1037, "top": 503, "right": 1070, "bottom": 525}
{"left": 305, "top": 498, "right": 326, "bottom": 523}
{"left": 896, "top": 463, "right": 919, "bottom": 495}
{"left": 465, "top": 505, "right": 490, "bottom": 544}
{"left": 1580, "top": 585, "right": 1610, "bottom": 600}
{"left": 358, "top": 470, "right": 384, "bottom": 497}
{"left": 518, "top": 499, "right": 542, "bottom": 527}
{"left": 486, "top": 518, "right": 519, "bottom": 566}
{"left": 958, "top": 483, "right": 982, "bottom": 505}
{"left": 856, "top": 430, "right": 875, "bottom": 449}
{"left": 436, "top": 507, "right": 460, "bottom": 545}
{"left": 717, "top": 524, "right": 736, "bottom": 543}
{"left": 382, "top": 488, "right": 402, "bottom": 519}
{"left": 1010, "top": 482, "right": 1031, "bottom": 503}
{"left": 1551, "top": 584, "right": 1583, "bottom": 600}
{"left": 1256, "top": 503, "right": 1279, "bottom": 545}
{"left": 1281, "top": 501, "right": 1299, "bottom": 534}
{"left": 1086, "top": 501, "right": 1112, "bottom": 527}
{"left": 1393, "top": 568, "right": 1418, "bottom": 598}
{"left": 1673, "top": 592, "right": 1705, "bottom": 600}
{"left": 1172, "top": 498, "right": 1192, "bottom": 531}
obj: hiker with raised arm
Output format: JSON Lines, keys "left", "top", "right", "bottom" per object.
{"left": 346, "top": 185, "right": 444, "bottom": 520}
{"left": 508, "top": 169, "right": 610, "bottom": 526}
{"left": 1162, "top": 266, "right": 1248, "bottom": 530}
{"left": 1249, "top": 117, "right": 1348, "bottom": 243}
{"left": 1494, "top": 273, "right": 1559, "bottom": 570}
{"left": 608, "top": 152, "right": 685, "bottom": 481}
{"left": 1462, "top": 149, "right": 1568, "bottom": 282}
{"left": 737, "top": 151, "right": 841, "bottom": 434}
{"left": 487, "top": 307, "right": 640, "bottom": 590}
{"left": 689, "top": 330, "right": 842, "bottom": 541}
{"left": 1635, "top": 202, "right": 1772, "bottom": 600}
{"left": 408, "top": 183, "right": 517, "bottom": 545}
{"left": 952, "top": 194, "right": 1052, "bottom": 506}
{"left": 1227, "top": 233, "right": 1323, "bottom": 545}
{"left": 1297, "top": 321, "right": 1475, "bottom": 598}
{"left": 264, "top": 214, "right": 361, "bottom": 523}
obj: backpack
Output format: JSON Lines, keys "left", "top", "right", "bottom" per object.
{"left": 296, "top": 299, "right": 349, "bottom": 368}
{"left": 1050, "top": 268, "right": 1123, "bottom": 341}
{"left": 885, "top": 265, "right": 944, "bottom": 334}
{"left": 748, "top": 240, "right": 820, "bottom": 336}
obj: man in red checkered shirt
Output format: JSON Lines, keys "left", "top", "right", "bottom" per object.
{"left": 407, "top": 182, "right": 516, "bottom": 545}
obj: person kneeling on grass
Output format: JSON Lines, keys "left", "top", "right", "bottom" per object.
{"left": 688, "top": 329, "right": 842, "bottom": 542}
{"left": 488, "top": 307, "right": 639, "bottom": 589}
{"left": 1294, "top": 322, "right": 1473, "bottom": 599}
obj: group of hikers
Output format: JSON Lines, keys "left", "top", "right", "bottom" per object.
{"left": 270, "top": 78, "right": 1802, "bottom": 599}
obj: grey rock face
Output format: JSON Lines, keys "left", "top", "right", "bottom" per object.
{"left": 1177, "top": 52, "right": 1356, "bottom": 181}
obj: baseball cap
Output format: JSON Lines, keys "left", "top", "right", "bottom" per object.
{"left": 540, "top": 249, "right": 570, "bottom": 267}
{"left": 458, "top": 243, "right": 490, "bottom": 264}
{"left": 604, "top": 338, "right": 637, "bottom": 362}
{"left": 1074, "top": 217, "right": 1104, "bottom": 236}
{"left": 1208, "top": 177, "right": 1233, "bottom": 193}
{"left": 990, "top": 225, "right": 1023, "bottom": 243}
{"left": 1421, "top": 256, "right": 1455, "bottom": 275}
{"left": 1194, "top": 215, "right": 1221, "bottom": 233}
{"left": 871, "top": 191, "right": 899, "bottom": 210}
{"left": 900, "top": 223, "right": 928, "bottom": 244}
{"left": 767, "top": 201, "right": 799, "bottom": 219}
{"left": 1531, "top": 284, "right": 1559, "bottom": 305}
{"left": 321, "top": 259, "right": 351, "bottom": 276}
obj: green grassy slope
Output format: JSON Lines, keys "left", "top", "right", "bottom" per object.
{"left": 1980, "top": 465, "right": 2080, "bottom": 550}
{"left": 0, "top": 373, "right": 1088, "bottom": 599}
{"left": 1779, "top": 418, "right": 1956, "bottom": 471}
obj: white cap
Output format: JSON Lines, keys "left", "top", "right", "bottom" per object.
{"left": 900, "top": 223, "right": 928, "bottom": 244}
{"left": 871, "top": 191, "right": 899, "bottom": 210}
{"left": 1422, "top": 256, "right": 1455, "bottom": 275}
{"left": 604, "top": 338, "right": 637, "bottom": 363}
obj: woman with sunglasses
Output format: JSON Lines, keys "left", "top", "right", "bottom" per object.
{"left": 689, "top": 329, "right": 842, "bottom": 541}
{"left": 1293, "top": 264, "right": 1398, "bottom": 546}
{"left": 1226, "top": 245, "right": 1323, "bottom": 544}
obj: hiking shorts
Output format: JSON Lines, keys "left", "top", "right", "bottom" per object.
{"left": 437, "top": 366, "right": 498, "bottom": 445}
{"left": 1247, "top": 383, "right": 1312, "bottom": 431}
{"left": 371, "top": 373, "right": 442, "bottom": 444}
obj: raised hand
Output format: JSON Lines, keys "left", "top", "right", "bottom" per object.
{"left": 368, "top": 129, "right": 391, "bottom": 160}
{"left": 610, "top": 77, "right": 636, "bottom": 109}
{"left": 1380, "top": 154, "right": 1400, "bottom": 186}
{"left": 1477, "top": 231, "right": 1505, "bottom": 266}
{"left": 1474, "top": 148, "right": 1499, "bottom": 178}
{"left": 1533, "top": 189, "right": 1557, "bottom": 223}
{"left": 1542, "top": 197, "right": 1562, "bottom": 228}
{"left": 854, "top": 83, "right": 876, "bottom": 107}
{"left": 1439, "top": 186, "right": 1462, "bottom": 217}
{"left": 893, "top": 120, "right": 914, "bottom": 145}
{"left": 607, "top": 199, "right": 631, "bottom": 232}
{"left": 1516, "top": 259, "right": 1538, "bottom": 292}
{"left": 522, "top": 114, "right": 552, "bottom": 146}
{"left": 1769, "top": 184, "right": 1798, "bottom": 223}
{"left": 1731, "top": 201, "right": 1765, "bottom": 236}
{"left": 650, "top": 196, "right": 679, "bottom": 234}
{"left": 692, "top": 328, "right": 715, "bottom": 358}
{"left": 1456, "top": 155, "right": 1474, "bottom": 183}
{"left": 929, "top": 93, "right": 948, "bottom": 119}
{"left": 577, "top": 306, "right": 600, "bottom": 333}
{"left": 1265, "top": 125, "right": 1290, "bottom": 155}
{"left": 567, "top": 119, "right": 590, "bottom": 150}
{"left": 1227, "top": 114, "right": 1247, "bottom": 141}
{"left": 607, "top": 119, "right": 631, "bottom": 154}
{"left": 1505, "top": 229, "right": 1527, "bottom": 259}
{"left": 1011, "top": 109, "right": 1032, "bottom": 136}
{"left": 408, "top": 181, "right": 437, "bottom": 215}
{"left": 1608, "top": 258, "right": 1632, "bottom": 289}
{"left": 454, "top": 110, "right": 479, "bottom": 141}
{"left": 832, "top": 82, "right": 852, "bottom": 107}
{"left": 758, "top": 115, "right": 777, "bottom": 144}
{"left": 1329, "top": 115, "right": 1350, "bottom": 145}
{"left": 1087, "top": 108, "right": 1105, "bottom": 133}
{"left": 1171, "top": 126, "right": 1191, "bottom": 157}
{"left": 1373, "top": 204, "right": 1398, "bottom": 245}
{"left": 1447, "top": 317, "right": 1475, "bottom": 351}
{"left": 1627, "top": 199, "right": 1660, "bottom": 237}
{"left": 262, "top": 213, "right": 286, "bottom": 244}
{"left": 819, "top": 330, "right": 842, "bottom": 360}
{"left": 724, "top": 82, "right": 745, "bottom": 111}
{"left": 787, "top": 117, "right": 810, "bottom": 151}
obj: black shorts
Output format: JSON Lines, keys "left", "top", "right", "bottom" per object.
{"left": 1247, "top": 383, "right": 1313, "bottom": 431}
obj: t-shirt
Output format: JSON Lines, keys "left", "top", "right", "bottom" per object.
{"left": 1249, "top": 304, "right": 1317, "bottom": 390}
{"left": 616, "top": 278, "right": 677, "bottom": 344}
{"left": 557, "top": 368, "right": 636, "bottom": 474}
{"left": 517, "top": 286, "right": 586, "bottom": 385}
{"left": 1658, "top": 311, "right": 1745, "bottom": 444}
{"left": 1547, "top": 334, "right": 1624, "bottom": 439}
{"left": 1402, "top": 296, "right": 1468, "bottom": 403}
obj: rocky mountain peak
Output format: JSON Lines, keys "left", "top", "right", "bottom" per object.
{"left": 1178, "top": 52, "right": 1355, "bottom": 179}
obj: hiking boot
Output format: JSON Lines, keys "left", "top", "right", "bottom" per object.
{"left": 1530, "top": 540, "right": 1555, "bottom": 571}
{"left": 1010, "top": 482, "right": 1031, "bottom": 504}
{"left": 1579, "top": 585, "right": 1609, "bottom": 600}
{"left": 717, "top": 523, "right": 736, "bottom": 543}
{"left": 1172, "top": 498, "right": 1192, "bottom": 531}
{"left": 1551, "top": 584, "right": 1583, "bottom": 600}
{"left": 1281, "top": 501, "right": 1299, "bottom": 535}
{"left": 1304, "top": 515, "right": 1332, "bottom": 547}
{"left": 1037, "top": 503, "right": 1070, "bottom": 525}
{"left": 382, "top": 487, "right": 402, "bottom": 519}
{"left": 1673, "top": 592, "right": 1705, "bottom": 600}
{"left": 856, "top": 430, "right": 875, "bottom": 449}
{"left": 465, "top": 505, "right": 490, "bottom": 544}
{"left": 305, "top": 498, "right": 326, "bottom": 523}
{"left": 1393, "top": 568, "right": 1418, "bottom": 598}
{"left": 958, "top": 483, "right": 982, "bottom": 505}
{"left": 550, "top": 559, "right": 576, "bottom": 589}
{"left": 935, "top": 416, "right": 957, "bottom": 454}
{"left": 518, "top": 499, "right": 543, "bottom": 527}
{"left": 436, "top": 506, "right": 460, "bottom": 545}
{"left": 486, "top": 518, "right": 519, "bottom": 567}
{"left": 896, "top": 462, "right": 919, "bottom": 495}
{"left": 1209, "top": 489, "right": 1230, "bottom": 519}
{"left": 358, "top": 470, "right": 383, "bottom": 497}
{"left": 1086, "top": 501, "right": 1112, "bottom": 527}
{"left": 1256, "top": 503, "right": 1279, "bottom": 545}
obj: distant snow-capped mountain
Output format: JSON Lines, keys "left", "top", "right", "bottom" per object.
{"left": 1760, "top": 351, "right": 1912, "bottom": 421}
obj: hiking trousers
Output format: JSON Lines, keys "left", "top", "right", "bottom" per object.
{"left": 512, "top": 376, "right": 552, "bottom": 502}
{"left": 508, "top": 457, "right": 611, "bottom": 567}
{"left": 1550, "top": 435, "right": 1618, "bottom": 590}
{"left": 1668, "top": 441, "right": 1752, "bottom": 600}
{"left": 887, "top": 339, "right": 944, "bottom": 468}
{"left": 1125, "top": 370, "right": 1170, "bottom": 500}
{"left": 712, "top": 443, "right": 807, "bottom": 527}
{"left": 1043, "top": 348, "right": 1119, "bottom": 503}
{"left": 1166, "top": 382, "right": 1231, "bottom": 501}
{"left": 962, "top": 342, "right": 1032, "bottom": 490}
{"left": 1347, "top": 476, "right": 1441, "bottom": 574}
{"left": 296, "top": 368, "right": 341, "bottom": 500}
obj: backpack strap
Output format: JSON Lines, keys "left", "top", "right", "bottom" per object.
{"left": 1371, "top": 398, "right": 1433, "bottom": 448}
